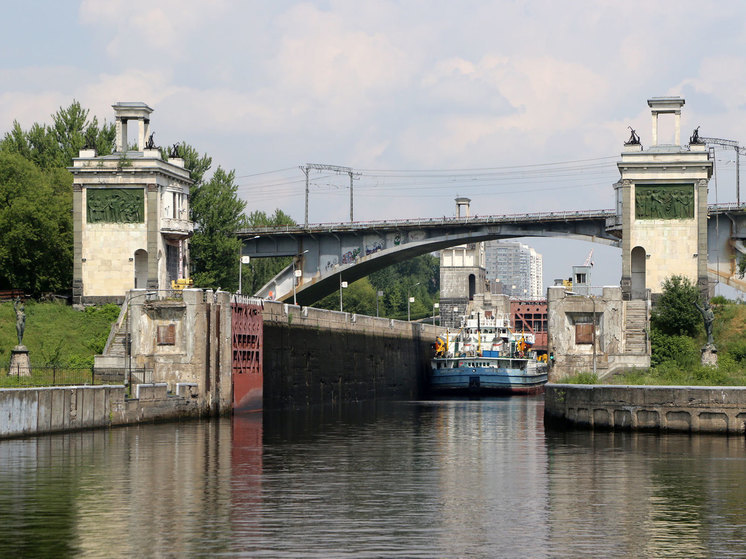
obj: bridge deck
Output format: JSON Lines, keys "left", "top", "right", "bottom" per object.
{"left": 238, "top": 208, "right": 617, "bottom": 237}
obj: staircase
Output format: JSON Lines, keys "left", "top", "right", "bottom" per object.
{"left": 93, "top": 302, "right": 128, "bottom": 382}
{"left": 106, "top": 329, "right": 127, "bottom": 357}
{"left": 624, "top": 300, "right": 649, "bottom": 354}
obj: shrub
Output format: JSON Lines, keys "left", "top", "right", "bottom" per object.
{"left": 727, "top": 339, "right": 746, "bottom": 364}
{"left": 564, "top": 372, "right": 598, "bottom": 384}
{"left": 84, "top": 303, "right": 120, "bottom": 322}
{"left": 651, "top": 275, "right": 703, "bottom": 337}
{"left": 650, "top": 330, "right": 699, "bottom": 369}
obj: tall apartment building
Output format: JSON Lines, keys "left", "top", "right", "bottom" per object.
{"left": 484, "top": 241, "right": 543, "bottom": 298}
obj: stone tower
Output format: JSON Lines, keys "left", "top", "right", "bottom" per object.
{"left": 616, "top": 97, "right": 713, "bottom": 300}
{"left": 439, "top": 197, "right": 487, "bottom": 327}
{"left": 71, "top": 102, "right": 194, "bottom": 305}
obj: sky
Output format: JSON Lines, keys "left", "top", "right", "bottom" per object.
{"left": 3, "top": 0, "right": 746, "bottom": 292}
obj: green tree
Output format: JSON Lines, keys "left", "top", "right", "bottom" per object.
{"left": 172, "top": 143, "right": 212, "bottom": 185}
{"left": 315, "top": 277, "right": 378, "bottom": 314}
{"left": 0, "top": 153, "right": 73, "bottom": 295}
{"left": 367, "top": 254, "right": 439, "bottom": 319}
{"left": 241, "top": 209, "right": 296, "bottom": 295}
{"left": 651, "top": 275, "right": 703, "bottom": 337}
{"left": 190, "top": 167, "right": 248, "bottom": 290}
{"left": 0, "top": 101, "right": 117, "bottom": 296}
{"left": 1, "top": 100, "right": 115, "bottom": 169}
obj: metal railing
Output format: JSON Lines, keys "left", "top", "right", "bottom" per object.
{"left": 238, "top": 202, "right": 746, "bottom": 237}
{"left": 0, "top": 363, "right": 155, "bottom": 389}
{"left": 1, "top": 364, "right": 99, "bottom": 387}
{"left": 126, "top": 368, "right": 154, "bottom": 387}
{"left": 237, "top": 208, "right": 617, "bottom": 235}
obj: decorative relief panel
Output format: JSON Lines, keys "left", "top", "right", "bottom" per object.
{"left": 635, "top": 184, "right": 694, "bottom": 220}
{"left": 87, "top": 188, "right": 144, "bottom": 223}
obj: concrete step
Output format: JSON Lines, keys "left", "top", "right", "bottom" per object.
{"left": 106, "top": 331, "right": 127, "bottom": 356}
{"left": 626, "top": 310, "right": 647, "bottom": 317}
{"left": 626, "top": 334, "right": 646, "bottom": 342}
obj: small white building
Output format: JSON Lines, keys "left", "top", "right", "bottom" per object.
{"left": 71, "top": 102, "right": 194, "bottom": 305}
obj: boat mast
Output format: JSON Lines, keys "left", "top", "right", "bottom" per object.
{"left": 477, "top": 313, "right": 481, "bottom": 356}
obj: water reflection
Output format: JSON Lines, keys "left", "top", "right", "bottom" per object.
{"left": 545, "top": 428, "right": 746, "bottom": 558}
{"left": 0, "top": 399, "right": 744, "bottom": 557}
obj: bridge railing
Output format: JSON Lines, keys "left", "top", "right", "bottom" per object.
{"left": 238, "top": 203, "right": 746, "bottom": 236}
{"left": 238, "top": 208, "right": 618, "bottom": 235}
{"left": 709, "top": 202, "right": 746, "bottom": 213}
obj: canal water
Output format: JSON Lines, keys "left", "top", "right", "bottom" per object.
{"left": 1, "top": 397, "right": 745, "bottom": 558}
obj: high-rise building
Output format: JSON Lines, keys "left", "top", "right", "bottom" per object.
{"left": 484, "top": 241, "right": 543, "bottom": 298}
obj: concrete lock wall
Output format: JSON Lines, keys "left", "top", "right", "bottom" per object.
{"left": 545, "top": 384, "right": 746, "bottom": 434}
{"left": 0, "top": 384, "right": 203, "bottom": 438}
{"left": 128, "top": 288, "right": 233, "bottom": 413}
{"left": 261, "top": 301, "right": 439, "bottom": 409}
{"left": 4, "top": 296, "right": 439, "bottom": 438}
{"left": 547, "top": 286, "right": 650, "bottom": 381}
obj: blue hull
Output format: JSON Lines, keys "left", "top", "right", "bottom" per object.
{"left": 429, "top": 359, "right": 547, "bottom": 395}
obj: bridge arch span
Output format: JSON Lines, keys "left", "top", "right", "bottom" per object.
{"left": 248, "top": 215, "right": 621, "bottom": 305}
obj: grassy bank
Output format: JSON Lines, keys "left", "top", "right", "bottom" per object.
{"left": 565, "top": 302, "right": 746, "bottom": 386}
{"left": 0, "top": 301, "right": 119, "bottom": 386}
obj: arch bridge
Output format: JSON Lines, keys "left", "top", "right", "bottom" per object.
{"left": 240, "top": 209, "right": 619, "bottom": 305}
{"left": 238, "top": 204, "right": 746, "bottom": 304}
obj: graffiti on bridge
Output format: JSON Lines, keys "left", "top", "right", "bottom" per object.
{"left": 341, "top": 248, "right": 361, "bottom": 264}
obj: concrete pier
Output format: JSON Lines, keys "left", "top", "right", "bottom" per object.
{"left": 0, "top": 384, "right": 204, "bottom": 439}
{"left": 545, "top": 384, "right": 746, "bottom": 434}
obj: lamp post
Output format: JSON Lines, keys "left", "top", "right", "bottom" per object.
{"left": 126, "top": 290, "right": 156, "bottom": 395}
{"left": 407, "top": 282, "right": 421, "bottom": 321}
{"left": 238, "top": 235, "right": 259, "bottom": 294}
{"left": 292, "top": 249, "right": 309, "bottom": 306}
{"left": 238, "top": 255, "right": 250, "bottom": 294}
{"left": 340, "top": 278, "right": 348, "bottom": 311}
{"left": 433, "top": 302, "right": 439, "bottom": 325}
{"left": 293, "top": 269, "right": 302, "bottom": 305}
{"left": 377, "top": 290, "right": 383, "bottom": 317}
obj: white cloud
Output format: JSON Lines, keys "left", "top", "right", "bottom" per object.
{"left": 79, "top": 0, "right": 230, "bottom": 60}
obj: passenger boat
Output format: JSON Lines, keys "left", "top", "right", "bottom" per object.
{"left": 429, "top": 311, "right": 548, "bottom": 394}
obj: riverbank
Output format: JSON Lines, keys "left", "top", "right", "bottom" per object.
{"left": 545, "top": 384, "right": 746, "bottom": 434}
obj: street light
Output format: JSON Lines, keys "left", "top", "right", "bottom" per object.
{"left": 238, "top": 235, "right": 259, "bottom": 294}
{"left": 340, "top": 277, "right": 348, "bottom": 312}
{"left": 376, "top": 290, "right": 383, "bottom": 317}
{"left": 126, "top": 290, "right": 156, "bottom": 394}
{"left": 407, "top": 282, "right": 421, "bottom": 321}
{"left": 293, "top": 269, "right": 302, "bottom": 305}
{"left": 292, "top": 249, "right": 309, "bottom": 306}
{"left": 238, "top": 255, "right": 250, "bottom": 294}
{"left": 433, "top": 302, "right": 439, "bottom": 325}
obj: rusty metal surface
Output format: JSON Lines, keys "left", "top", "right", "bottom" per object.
{"left": 511, "top": 299, "right": 548, "bottom": 352}
{"left": 231, "top": 302, "right": 264, "bottom": 412}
